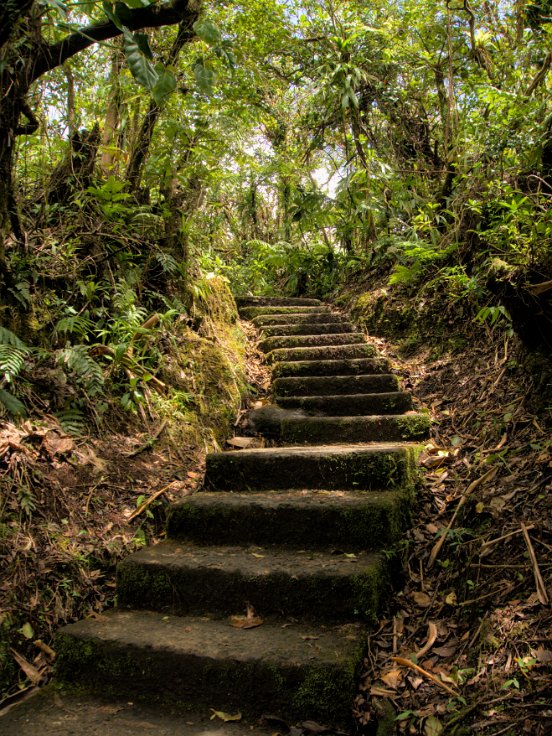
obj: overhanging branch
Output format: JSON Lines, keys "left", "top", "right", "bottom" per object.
{"left": 29, "top": 0, "right": 200, "bottom": 84}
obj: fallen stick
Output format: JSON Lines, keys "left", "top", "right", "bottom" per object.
{"left": 128, "top": 482, "right": 175, "bottom": 522}
{"left": 127, "top": 420, "right": 168, "bottom": 457}
{"left": 521, "top": 522, "right": 550, "bottom": 605}
{"left": 428, "top": 467, "right": 497, "bottom": 569}
{"left": 391, "top": 656, "right": 459, "bottom": 697}
{"left": 481, "top": 524, "right": 535, "bottom": 552}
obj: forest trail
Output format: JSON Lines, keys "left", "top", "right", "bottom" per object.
{"left": 1, "top": 297, "right": 429, "bottom": 733}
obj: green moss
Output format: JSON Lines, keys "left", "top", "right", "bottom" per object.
{"left": 395, "top": 413, "right": 431, "bottom": 440}
{"left": 293, "top": 654, "right": 361, "bottom": 725}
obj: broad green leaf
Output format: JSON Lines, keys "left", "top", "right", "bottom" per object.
{"left": 193, "top": 61, "right": 215, "bottom": 94}
{"left": 193, "top": 19, "right": 222, "bottom": 46}
{"left": 123, "top": 27, "right": 158, "bottom": 91}
{"left": 152, "top": 69, "right": 177, "bottom": 105}
{"left": 134, "top": 33, "right": 154, "bottom": 60}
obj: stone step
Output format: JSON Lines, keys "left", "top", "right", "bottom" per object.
{"left": 285, "top": 413, "right": 428, "bottom": 443}
{"left": 236, "top": 297, "right": 322, "bottom": 307}
{"left": 253, "top": 312, "right": 342, "bottom": 327}
{"left": 117, "top": 540, "right": 387, "bottom": 622}
{"left": 272, "top": 374, "right": 399, "bottom": 396}
{"left": 268, "top": 343, "right": 376, "bottom": 363}
{"left": 167, "top": 490, "right": 409, "bottom": 550}
{"left": 272, "top": 357, "right": 391, "bottom": 377}
{"left": 276, "top": 391, "right": 412, "bottom": 416}
{"left": 259, "top": 322, "right": 357, "bottom": 337}
{"left": 240, "top": 305, "right": 331, "bottom": 319}
{"left": 0, "top": 690, "right": 277, "bottom": 736}
{"left": 55, "top": 609, "right": 362, "bottom": 726}
{"left": 259, "top": 333, "right": 365, "bottom": 353}
{"left": 204, "top": 443, "right": 417, "bottom": 491}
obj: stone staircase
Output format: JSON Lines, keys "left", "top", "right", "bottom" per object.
{"left": 53, "top": 297, "right": 429, "bottom": 729}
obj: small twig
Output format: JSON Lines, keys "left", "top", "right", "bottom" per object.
{"left": 459, "top": 583, "right": 514, "bottom": 607}
{"left": 127, "top": 420, "right": 167, "bottom": 458}
{"left": 481, "top": 524, "right": 535, "bottom": 551}
{"left": 128, "top": 481, "right": 175, "bottom": 522}
{"left": 521, "top": 522, "right": 550, "bottom": 605}
{"left": 428, "top": 467, "right": 497, "bottom": 569}
{"left": 391, "top": 656, "right": 459, "bottom": 697}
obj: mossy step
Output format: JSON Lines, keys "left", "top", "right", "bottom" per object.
{"left": 117, "top": 540, "right": 387, "bottom": 623}
{"left": 259, "top": 333, "right": 365, "bottom": 353}
{"left": 273, "top": 374, "right": 399, "bottom": 397}
{"left": 204, "top": 443, "right": 417, "bottom": 491}
{"left": 268, "top": 343, "right": 376, "bottom": 363}
{"left": 240, "top": 306, "right": 331, "bottom": 319}
{"left": 259, "top": 322, "right": 357, "bottom": 337}
{"left": 272, "top": 357, "right": 391, "bottom": 377}
{"left": 253, "top": 312, "right": 343, "bottom": 327}
{"left": 236, "top": 297, "right": 322, "bottom": 307}
{"left": 55, "top": 609, "right": 363, "bottom": 726}
{"left": 276, "top": 391, "right": 412, "bottom": 416}
{"left": 168, "top": 489, "right": 409, "bottom": 550}
{"left": 285, "top": 413, "right": 428, "bottom": 443}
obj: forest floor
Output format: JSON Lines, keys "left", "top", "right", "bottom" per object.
{"left": 353, "top": 329, "right": 552, "bottom": 736}
{"left": 0, "top": 308, "right": 550, "bottom": 736}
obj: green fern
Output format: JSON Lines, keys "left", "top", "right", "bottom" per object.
{"left": 0, "top": 326, "right": 28, "bottom": 351}
{"left": 0, "top": 388, "right": 26, "bottom": 416}
{"left": 0, "top": 344, "right": 27, "bottom": 383}
{"left": 0, "top": 327, "right": 29, "bottom": 416}
{"left": 56, "top": 405, "right": 86, "bottom": 436}
{"left": 57, "top": 345, "right": 104, "bottom": 396}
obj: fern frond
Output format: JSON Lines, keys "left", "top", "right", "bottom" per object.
{"left": 57, "top": 345, "right": 104, "bottom": 396}
{"left": 56, "top": 405, "right": 86, "bottom": 436}
{"left": 0, "top": 326, "right": 29, "bottom": 352}
{"left": 0, "top": 388, "right": 26, "bottom": 416}
{"left": 0, "top": 345, "right": 27, "bottom": 382}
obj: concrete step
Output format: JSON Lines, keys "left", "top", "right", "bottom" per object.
{"left": 117, "top": 540, "right": 387, "bottom": 622}
{"left": 272, "top": 357, "right": 391, "bottom": 377}
{"left": 204, "top": 443, "right": 417, "bottom": 491}
{"left": 276, "top": 391, "right": 412, "bottom": 416}
{"left": 248, "top": 407, "right": 430, "bottom": 444}
{"left": 167, "top": 489, "right": 409, "bottom": 550}
{"left": 272, "top": 374, "right": 399, "bottom": 396}
{"left": 259, "top": 322, "right": 357, "bottom": 337}
{"left": 236, "top": 297, "right": 322, "bottom": 307}
{"left": 267, "top": 343, "right": 377, "bottom": 363}
{"left": 259, "top": 332, "right": 365, "bottom": 353}
{"left": 253, "top": 312, "right": 342, "bottom": 327}
{"left": 240, "top": 306, "right": 331, "bottom": 320}
{"left": 0, "top": 689, "right": 277, "bottom": 736}
{"left": 55, "top": 609, "right": 362, "bottom": 726}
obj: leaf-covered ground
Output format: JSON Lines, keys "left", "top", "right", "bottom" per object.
{"left": 355, "top": 331, "right": 551, "bottom": 736}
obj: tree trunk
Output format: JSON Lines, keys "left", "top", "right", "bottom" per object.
{"left": 126, "top": 22, "right": 193, "bottom": 192}
{"left": 100, "top": 42, "right": 124, "bottom": 175}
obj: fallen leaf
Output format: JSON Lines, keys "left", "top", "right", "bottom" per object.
{"left": 412, "top": 591, "right": 432, "bottom": 607}
{"left": 10, "top": 649, "right": 43, "bottom": 685}
{"left": 424, "top": 715, "right": 444, "bottom": 736}
{"left": 210, "top": 709, "right": 242, "bottom": 722}
{"left": 381, "top": 668, "right": 403, "bottom": 690}
{"left": 227, "top": 436, "right": 262, "bottom": 449}
{"left": 229, "top": 603, "right": 264, "bottom": 629}
{"left": 42, "top": 431, "right": 74, "bottom": 456}
{"left": 370, "top": 685, "right": 396, "bottom": 697}
{"left": 415, "top": 621, "right": 438, "bottom": 659}
{"left": 433, "top": 643, "right": 458, "bottom": 658}
{"left": 445, "top": 591, "right": 457, "bottom": 606}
